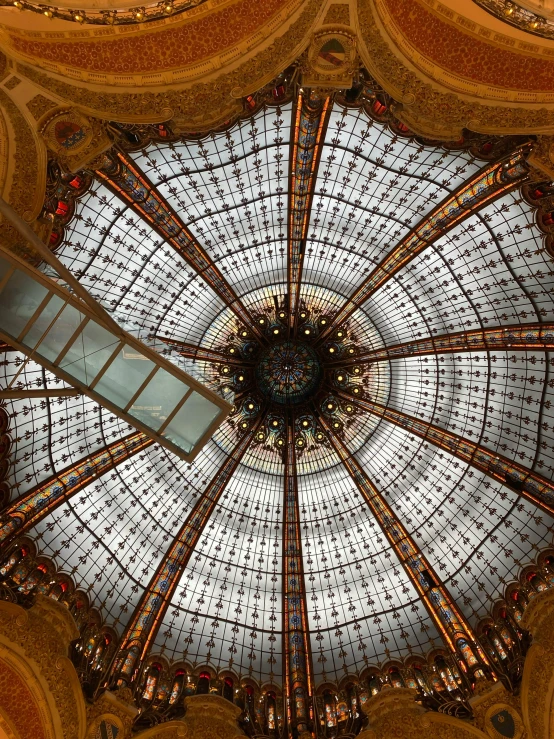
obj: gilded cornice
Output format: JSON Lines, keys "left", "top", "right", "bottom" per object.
{"left": 0, "top": 0, "right": 307, "bottom": 86}
{"left": 0, "top": 87, "right": 45, "bottom": 242}
{"left": 0, "top": 597, "right": 87, "bottom": 739}
{"left": 374, "top": 0, "right": 554, "bottom": 102}
{"left": 356, "top": 0, "right": 554, "bottom": 138}
{"left": 13, "top": 0, "right": 322, "bottom": 126}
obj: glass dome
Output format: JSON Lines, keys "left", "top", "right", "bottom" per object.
{"left": 2, "top": 87, "right": 554, "bottom": 705}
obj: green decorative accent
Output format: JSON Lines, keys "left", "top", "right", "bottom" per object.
{"left": 256, "top": 341, "right": 322, "bottom": 405}
{"left": 491, "top": 710, "right": 516, "bottom": 739}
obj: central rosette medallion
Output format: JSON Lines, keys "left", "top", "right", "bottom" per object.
{"left": 255, "top": 341, "right": 323, "bottom": 406}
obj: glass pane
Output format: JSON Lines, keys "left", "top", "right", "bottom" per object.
{"left": 22, "top": 294, "right": 66, "bottom": 349}
{"left": 162, "top": 391, "right": 221, "bottom": 453}
{"left": 59, "top": 320, "right": 121, "bottom": 386}
{"left": 129, "top": 368, "right": 189, "bottom": 431}
{"left": 94, "top": 345, "right": 155, "bottom": 409}
{"left": 0, "top": 269, "right": 49, "bottom": 339}
{"left": 34, "top": 303, "right": 86, "bottom": 363}
{"left": 0, "top": 256, "right": 12, "bottom": 283}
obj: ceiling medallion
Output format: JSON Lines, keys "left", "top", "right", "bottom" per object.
{"left": 210, "top": 303, "right": 370, "bottom": 458}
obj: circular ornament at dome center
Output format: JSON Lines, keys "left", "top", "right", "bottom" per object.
{"left": 256, "top": 341, "right": 322, "bottom": 406}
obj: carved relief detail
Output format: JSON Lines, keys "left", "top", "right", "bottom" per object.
{"left": 0, "top": 595, "right": 86, "bottom": 739}
{"left": 26, "top": 94, "right": 58, "bottom": 122}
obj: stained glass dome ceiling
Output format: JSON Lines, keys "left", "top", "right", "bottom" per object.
{"left": 2, "top": 88, "right": 554, "bottom": 695}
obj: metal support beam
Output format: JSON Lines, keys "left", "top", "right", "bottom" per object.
{"left": 330, "top": 323, "right": 554, "bottom": 367}
{"left": 319, "top": 414, "right": 492, "bottom": 672}
{"left": 157, "top": 336, "right": 253, "bottom": 366}
{"left": 110, "top": 417, "right": 263, "bottom": 684}
{"left": 288, "top": 93, "right": 330, "bottom": 328}
{"left": 95, "top": 151, "right": 267, "bottom": 345}
{"left": 335, "top": 389, "right": 554, "bottom": 517}
{"left": 316, "top": 150, "right": 531, "bottom": 345}
{"left": 283, "top": 414, "right": 315, "bottom": 738}
{"left": 0, "top": 431, "right": 152, "bottom": 547}
{"left": 0, "top": 243, "right": 231, "bottom": 463}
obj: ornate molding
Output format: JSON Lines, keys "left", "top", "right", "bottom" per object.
{"left": 0, "top": 0, "right": 307, "bottom": 88}
{"left": 356, "top": 0, "right": 554, "bottom": 138}
{"left": 13, "top": 0, "right": 320, "bottom": 127}
{"left": 0, "top": 596, "right": 87, "bottom": 739}
{"left": 183, "top": 694, "right": 244, "bottom": 739}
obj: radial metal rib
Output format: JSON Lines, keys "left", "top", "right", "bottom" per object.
{"left": 316, "top": 150, "right": 531, "bottom": 344}
{"left": 335, "top": 389, "right": 554, "bottom": 517}
{"left": 329, "top": 323, "right": 554, "bottom": 367}
{"left": 110, "top": 417, "right": 263, "bottom": 682}
{"left": 320, "top": 415, "right": 492, "bottom": 670}
{"left": 283, "top": 413, "right": 315, "bottom": 736}
{"left": 0, "top": 431, "right": 152, "bottom": 547}
{"left": 95, "top": 151, "right": 267, "bottom": 344}
{"left": 288, "top": 93, "right": 330, "bottom": 329}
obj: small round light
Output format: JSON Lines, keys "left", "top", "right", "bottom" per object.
{"left": 277, "top": 439, "right": 284, "bottom": 447}
{"left": 337, "top": 331, "right": 344, "bottom": 338}
{"left": 337, "top": 375, "right": 344, "bottom": 382}
{"left": 346, "top": 405, "right": 353, "bottom": 413}
{"left": 320, "top": 319, "right": 327, "bottom": 326}
{"left": 272, "top": 420, "right": 279, "bottom": 427}
{"left": 241, "top": 331, "right": 248, "bottom": 337}
{"left": 133, "top": 7, "right": 145, "bottom": 20}
{"left": 353, "top": 367, "right": 361, "bottom": 374}
{"left": 333, "top": 421, "right": 340, "bottom": 428}
{"left": 300, "top": 312, "right": 307, "bottom": 319}
{"left": 353, "top": 387, "right": 360, "bottom": 394}
{"left": 229, "top": 348, "right": 236, "bottom": 354}
{"left": 348, "top": 348, "right": 355, "bottom": 354}
{"left": 279, "top": 312, "right": 286, "bottom": 319}
{"left": 73, "top": 11, "right": 86, "bottom": 22}
{"left": 297, "top": 439, "right": 304, "bottom": 447}
{"left": 163, "top": 0, "right": 173, "bottom": 12}
{"left": 238, "top": 375, "right": 244, "bottom": 382}
{"left": 259, "top": 318, "right": 266, "bottom": 325}
{"left": 304, "top": 328, "right": 311, "bottom": 335}
{"left": 248, "top": 403, "right": 255, "bottom": 410}
{"left": 43, "top": 7, "right": 53, "bottom": 17}
{"left": 241, "top": 421, "right": 248, "bottom": 429}
{"left": 13, "top": 0, "right": 23, "bottom": 7}
{"left": 327, "top": 403, "right": 334, "bottom": 410}
{"left": 273, "top": 328, "right": 279, "bottom": 335}
{"left": 222, "top": 367, "right": 230, "bottom": 375}
{"left": 316, "top": 432, "right": 324, "bottom": 441}
{"left": 257, "top": 432, "right": 265, "bottom": 441}
{"left": 329, "top": 347, "right": 335, "bottom": 354}
{"left": 302, "top": 420, "right": 309, "bottom": 427}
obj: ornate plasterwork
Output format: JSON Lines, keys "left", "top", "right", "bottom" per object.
{"left": 356, "top": 0, "right": 554, "bottom": 138}
{"left": 0, "top": 657, "right": 48, "bottom": 739}
{"left": 323, "top": 3, "right": 351, "bottom": 25}
{"left": 520, "top": 589, "right": 554, "bottom": 739}
{"left": 0, "top": 0, "right": 307, "bottom": 87}
{"left": 86, "top": 690, "right": 138, "bottom": 739}
{"left": 0, "top": 596, "right": 87, "bottom": 739}
{"left": 0, "top": 88, "right": 45, "bottom": 253}
{"left": 40, "top": 108, "right": 112, "bottom": 171}
{"left": 376, "top": 0, "right": 554, "bottom": 99}
{"left": 303, "top": 29, "right": 357, "bottom": 89}
{"left": 12, "top": 0, "right": 321, "bottom": 127}
{"left": 358, "top": 688, "right": 491, "bottom": 739}
{"left": 183, "top": 694, "right": 244, "bottom": 739}
{"left": 26, "top": 94, "right": 57, "bottom": 122}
